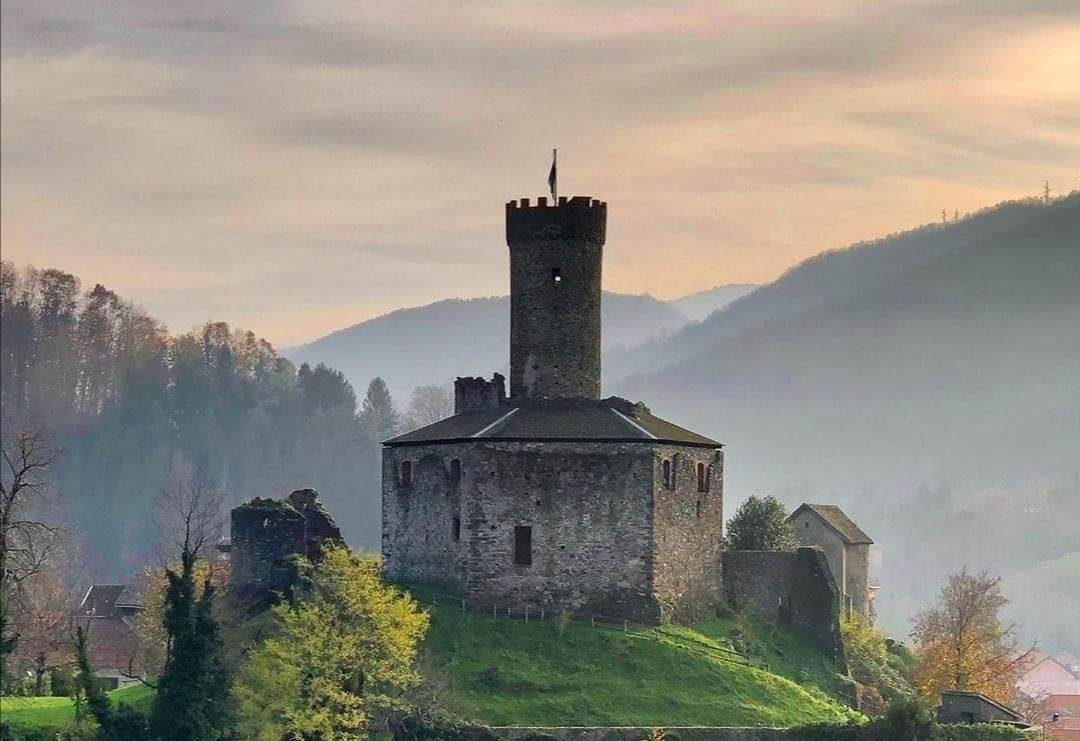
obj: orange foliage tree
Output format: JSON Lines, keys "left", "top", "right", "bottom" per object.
{"left": 910, "top": 567, "right": 1028, "bottom": 705}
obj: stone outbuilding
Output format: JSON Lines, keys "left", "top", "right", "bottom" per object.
{"left": 937, "top": 691, "right": 1027, "bottom": 727}
{"left": 382, "top": 195, "right": 724, "bottom": 623}
{"left": 787, "top": 503, "right": 875, "bottom": 619}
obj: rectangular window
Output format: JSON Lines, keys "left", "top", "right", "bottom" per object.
{"left": 552, "top": 267, "right": 562, "bottom": 285}
{"left": 514, "top": 526, "right": 532, "bottom": 566}
{"left": 452, "top": 516, "right": 461, "bottom": 541}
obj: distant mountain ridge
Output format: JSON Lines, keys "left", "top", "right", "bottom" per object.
{"left": 289, "top": 291, "right": 690, "bottom": 399}
{"left": 606, "top": 196, "right": 1072, "bottom": 383}
{"left": 666, "top": 283, "right": 758, "bottom": 321}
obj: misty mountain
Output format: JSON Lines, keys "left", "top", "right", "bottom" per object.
{"left": 290, "top": 292, "right": 689, "bottom": 400}
{"left": 608, "top": 197, "right": 1071, "bottom": 383}
{"left": 666, "top": 283, "right": 758, "bottom": 321}
{"left": 613, "top": 194, "right": 1080, "bottom": 647}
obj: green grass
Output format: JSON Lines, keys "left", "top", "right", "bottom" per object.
{"left": 0, "top": 683, "right": 154, "bottom": 732}
{"left": 420, "top": 601, "right": 862, "bottom": 727}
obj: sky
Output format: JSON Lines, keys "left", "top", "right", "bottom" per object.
{"left": 3, "top": 1, "right": 1079, "bottom": 347}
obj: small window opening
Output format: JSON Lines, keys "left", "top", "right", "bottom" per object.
{"left": 452, "top": 516, "right": 461, "bottom": 541}
{"left": 514, "top": 526, "right": 532, "bottom": 566}
{"left": 552, "top": 267, "right": 562, "bottom": 285}
{"left": 449, "top": 458, "right": 461, "bottom": 487}
{"left": 696, "top": 463, "right": 707, "bottom": 492}
{"left": 695, "top": 500, "right": 702, "bottom": 518}
{"left": 400, "top": 460, "right": 412, "bottom": 488}
{"left": 662, "top": 459, "right": 673, "bottom": 489}
{"left": 805, "top": 521, "right": 810, "bottom": 529}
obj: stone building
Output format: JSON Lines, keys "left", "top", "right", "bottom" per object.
{"left": 382, "top": 195, "right": 724, "bottom": 622}
{"left": 787, "top": 503, "right": 875, "bottom": 619}
{"left": 229, "top": 488, "right": 343, "bottom": 594}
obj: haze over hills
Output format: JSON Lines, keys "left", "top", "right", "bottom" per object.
{"left": 289, "top": 291, "right": 691, "bottom": 400}
{"left": 666, "top": 283, "right": 758, "bottom": 321}
{"left": 613, "top": 193, "right": 1080, "bottom": 649}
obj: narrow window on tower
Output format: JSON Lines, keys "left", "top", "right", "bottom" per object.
{"left": 697, "top": 463, "right": 707, "bottom": 492}
{"left": 552, "top": 267, "right": 562, "bottom": 285}
{"left": 696, "top": 500, "right": 702, "bottom": 518}
{"left": 452, "top": 516, "right": 461, "bottom": 541}
{"left": 449, "top": 459, "right": 461, "bottom": 488}
{"left": 514, "top": 526, "right": 532, "bottom": 566}
{"left": 400, "top": 460, "right": 412, "bottom": 488}
{"left": 662, "top": 459, "right": 673, "bottom": 489}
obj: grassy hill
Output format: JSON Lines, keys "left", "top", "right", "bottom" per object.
{"left": 0, "top": 683, "right": 153, "bottom": 735}
{"left": 420, "top": 601, "right": 860, "bottom": 727}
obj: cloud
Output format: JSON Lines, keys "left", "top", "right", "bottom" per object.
{"left": 3, "top": 0, "right": 1079, "bottom": 345}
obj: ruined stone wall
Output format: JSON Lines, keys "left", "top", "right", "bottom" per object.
{"left": 230, "top": 489, "right": 343, "bottom": 592}
{"left": 463, "top": 441, "right": 657, "bottom": 622}
{"left": 506, "top": 197, "right": 605, "bottom": 401}
{"left": 791, "top": 511, "right": 873, "bottom": 619}
{"left": 723, "top": 548, "right": 844, "bottom": 665}
{"left": 651, "top": 446, "right": 725, "bottom": 619}
{"left": 382, "top": 443, "right": 472, "bottom": 592}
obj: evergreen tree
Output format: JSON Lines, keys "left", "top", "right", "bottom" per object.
{"left": 149, "top": 547, "right": 232, "bottom": 740}
{"left": 725, "top": 495, "right": 799, "bottom": 551}
{"left": 358, "top": 377, "right": 401, "bottom": 442}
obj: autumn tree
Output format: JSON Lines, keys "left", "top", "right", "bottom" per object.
{"left": 725, "top": 495, "right": 798, "bottom": 551}
{"left": 234, "top": 546, "right": 429, "bottom": 740}
{"left": 911, "top": 568, "right": 1027, "bottom": 704}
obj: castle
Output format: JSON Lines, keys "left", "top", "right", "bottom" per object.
{"left": 381, "top": 195, "right": 724, "bottom": 622}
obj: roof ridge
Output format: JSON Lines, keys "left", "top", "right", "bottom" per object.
{"left": 609, "top": 407, "right": 657, "bottom": 439}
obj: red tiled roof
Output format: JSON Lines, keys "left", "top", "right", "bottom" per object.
{"left": 81, "top": 616, "right": 140, "bottom": 675}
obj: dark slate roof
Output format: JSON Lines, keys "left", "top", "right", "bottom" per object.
{"left": 81, "top": 584, "right": 141, "bottom": 616}
{"left": 384, "top": 397, "right": 721, "bottom": 448}
{"left": 789, "top": 503, "right": 874, "bottom": 545}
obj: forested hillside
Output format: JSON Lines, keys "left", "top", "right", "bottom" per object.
{"left": 0, "top": 264, "right": 381, "bottom": 576}
{"left": 289, "top": 292, "right": 689, "bottom": 400}
{"left": 615, "top": 194, "right": 1080, "bottom": 650}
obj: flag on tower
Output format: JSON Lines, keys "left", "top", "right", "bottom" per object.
{"left": 548, "top": 149, "right": 557, "bottom": 201}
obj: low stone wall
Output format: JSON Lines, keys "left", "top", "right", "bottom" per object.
{"left": 722, "top": 547, "right": 845, "bottom": 668}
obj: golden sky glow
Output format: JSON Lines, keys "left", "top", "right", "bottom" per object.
{"left": 3, "top": 1, "right": 1079, "bottom": 345}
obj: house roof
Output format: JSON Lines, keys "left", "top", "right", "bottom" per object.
{"left": 788, "top": 503, "right": 874, "bottom": 545}
{"left": 940, "top": 690, "right": 1024, "bottom": 722}
{"left": 384, "top": 397, "right": 721, "bottom": 449}
{"left": 80, "top": 584, "right": 141, "bottom": 616}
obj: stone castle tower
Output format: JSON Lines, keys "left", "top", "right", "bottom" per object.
{"left": 382, "top": 194, "right": 724, "bottom": 622}
{"left": 507, "top": 197, "right": 605, "bottom": 400}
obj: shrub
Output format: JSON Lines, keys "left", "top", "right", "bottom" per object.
{"left": 935, "top": 725, "right": 1027, "bottom": 741}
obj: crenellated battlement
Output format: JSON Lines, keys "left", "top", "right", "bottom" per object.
{"left": 505, "top": 195, "right": 607, "bottom": 246}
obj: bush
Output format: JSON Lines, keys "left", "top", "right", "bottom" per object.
{"left": 935, "top": 725, "right": 1027, "bottom": 741}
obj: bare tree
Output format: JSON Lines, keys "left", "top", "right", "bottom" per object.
{"left": 404, "top": 384, "right": 454, "bottom": 431}
{"left": 155, "top": 456, "right": 226, "bottom": 563}
{"left": 1, "top": 428, "right": 63, "bottom": 600}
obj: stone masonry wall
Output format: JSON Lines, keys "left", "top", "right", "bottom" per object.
{"left": 382, "top": 443, "right": 472, "bottom": 592}
{"left": 651, "top": 446, "right": 725, "bottom": 619}
{"left": 723, "top": 548, "right": 845, "bottom": 666}
{"left": 464, "top": 441, "right": 657, "bottom": 622}
{"left": 506, "top": 197, "right": 606, "bottom": 401}
{"left": 230, "top": 488, "right": 343, "bottom": 592}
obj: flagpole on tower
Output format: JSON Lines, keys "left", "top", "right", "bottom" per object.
{"left": 549, "top": 148, "right": 558, "bottom": 203}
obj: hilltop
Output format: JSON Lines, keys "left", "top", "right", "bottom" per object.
{"left": 416, "top": 600, "right": 860, "bottom": 727}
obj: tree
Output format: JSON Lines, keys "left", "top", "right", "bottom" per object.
{"left": 403, "top": 385, "right": 454, "bottom": 431}
{"left": 1, "top": 428, "right": 63, "bottom": 679}
{"left": 725, "top": 495, "right": 798, "bottom": 551}
{"left": 154, "top": 456, "right": 226, "bottom": 563}
{"left": 235, "top": 546, "right": 429, "bottom": 740}
{"left": 910, "top": 568, "right": 1027, "bottom": 704}
{"left": 359, "top": 377, "right": 401, "bottom": 443}
{"left": 148, "top": 479, "right": 232, "bottom": 740}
